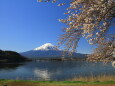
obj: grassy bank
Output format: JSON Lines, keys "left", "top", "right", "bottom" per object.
{"left": 0, "top": 75, "right": 115, "bottom": 86}
{"left": 70, "top": 75, "right": 115, "bottom": 82}
{"left": 0, "top": 80, "right": 115, "bottom": 86}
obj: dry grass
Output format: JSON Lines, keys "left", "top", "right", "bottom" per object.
{"left": 78, "top": 84, "right": 115, "bottom": 86}
{"left": 69, "top": 75, "right": 115, "bottom": 82}
{"left": 0, "top": 75, "right": 115, "bottom": 86}
{"left": 0, "top": 82, "right": 115, "bottom": 86}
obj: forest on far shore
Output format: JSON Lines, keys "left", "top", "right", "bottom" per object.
{"left": 0, "top": 50, "right": 30, "bottom": 63}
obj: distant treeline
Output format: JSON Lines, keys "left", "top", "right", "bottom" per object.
{"left": 33, "top": 57, "right": 87, "bottom": 61}
{"left": 0, "top": 50, "right": 30, "bottom": 63}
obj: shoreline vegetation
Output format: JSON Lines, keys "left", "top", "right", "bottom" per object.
{"left": 32, "top": 57, "right": 87, "bottom": 61}
{"left": 0, "top": 49, "right": 87, "bottom": 63}
{"left": 0, "top": 50, "right": 31, "bottom": 63}
{"left": 0, "top": 79, "right": 115, "bottom": 86}
{"left": 0, "top": 49, "right": 113, "bottom": 63}
{"left": 0, "top": 75, "right": 115, "bottom": 86}
{"left": 70, "top": 75, "right": 115, "bottom": 82}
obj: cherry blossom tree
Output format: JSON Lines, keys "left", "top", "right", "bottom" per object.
{"left": 87, "top": 35, "right": 115, "bottom": 62}
{"left": 38, "top": 0, "right": 115, "bottom": 62}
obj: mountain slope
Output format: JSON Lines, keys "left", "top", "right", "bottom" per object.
{"left": 20, "top": 43, "right": 87, "bottom": 59}
{"left": 0, "top": 50, "right": 29, "bottom": 62}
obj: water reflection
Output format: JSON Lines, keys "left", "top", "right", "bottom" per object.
{"left": 0, "top": 61, "right": 115, "bottom": 80}
{"left": 34, "top": 69, "right": 51, "bottom": 80}
{"left": 32, "top": 61, "right": 115, "bottom": 80}
{"left": 34, "top": 69, "right": 52, "bottom": 80}
{"left": 0, "top": 63, "right": 24, "bottom": 71}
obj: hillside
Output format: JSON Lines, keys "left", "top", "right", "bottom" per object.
{"left": 20, "top": 43, "right": 87, "bottom": 59}
{"left": 0, "top": 50, "right": 29, "bottom": 62}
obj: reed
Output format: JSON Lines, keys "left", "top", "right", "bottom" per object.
{"left": 0, "top": 75, "right": 115, "bottom": 86}
{"left": 70, "top": 75, "right": 115, "bottom": 82}
{"left": 0, "top": 79, "right": 115, "bottom": 86}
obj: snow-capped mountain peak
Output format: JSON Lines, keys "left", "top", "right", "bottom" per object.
{"left": 33, "top": 43, "right": 58, "bottom": 51}
{"left": 20, "top": 43, "right": 87, "bottom": 58}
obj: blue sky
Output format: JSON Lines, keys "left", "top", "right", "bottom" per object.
{"left": 0, "top": 0, "right": 96, "bottom": 54}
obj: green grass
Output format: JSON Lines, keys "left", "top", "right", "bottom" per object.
{"left": 0, "top": 75, "right": 115, "bottom": 86}
{"left": 0, "top": 79, "right": 115, "bottom": 86}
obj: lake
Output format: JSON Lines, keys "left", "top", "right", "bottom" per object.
{"left": 0, "top": 61, "right": 115, "bottom": 81}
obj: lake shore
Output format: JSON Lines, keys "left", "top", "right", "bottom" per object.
{"left": 0, "top": 61, "right": 114, "bottom": 81}
{"left": 0, "top": 75, "right": 115, "bottom": 86}
{"left": 32, "top": 57, "right": 87, "bottom": 61}
{"left": 69, "top": 75, "right": 115, "bottom": 82}
{"left": 0, "top": 79, "right": 115, "bottom": 86}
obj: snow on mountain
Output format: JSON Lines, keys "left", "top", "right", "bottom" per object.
{"left": 20, "top": 43, "right": 87, "bottom": 59}
{"left": 33, "top": 43, "right": 58, "bottom": 51}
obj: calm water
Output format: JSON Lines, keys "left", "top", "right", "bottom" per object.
{"left": 0, "top": 61, "right": 115, "bottom": 81}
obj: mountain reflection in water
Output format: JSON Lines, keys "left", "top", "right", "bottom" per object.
{"left": 0, "top": 63, "right": 24, "bottom": 71}
{"left": 0, "top": 61, "right": 115, "bottom": 81}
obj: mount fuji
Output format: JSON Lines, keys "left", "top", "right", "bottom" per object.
{"left": 33, "top": 43, "right": 58, "bottom": 51}
{"left": 20, "top": 43, "right": 87, "bottom": 59}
